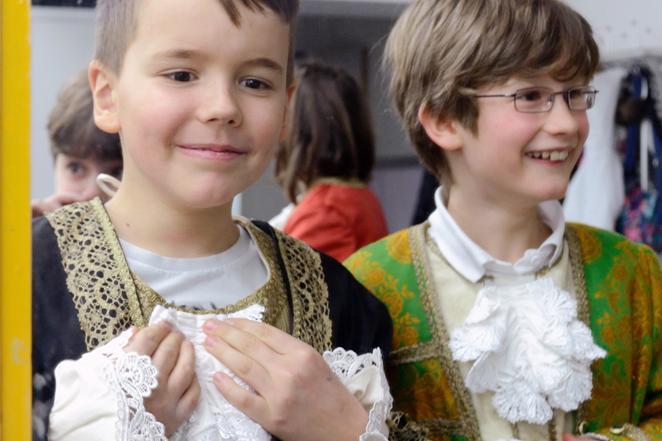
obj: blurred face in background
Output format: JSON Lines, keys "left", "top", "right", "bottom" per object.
{"left": 53, "top": 152, "right": 123, "bottom": 201}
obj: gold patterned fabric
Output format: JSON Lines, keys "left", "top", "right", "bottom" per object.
{"left": 46, "top": 198, "right": 333, "bottom": 353}
{"left": 346, "top": 223, "right": 662, "bottom": 441}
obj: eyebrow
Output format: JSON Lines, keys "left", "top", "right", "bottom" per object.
{"left": 151, "top": 50, "right": 283, "bottom": 74}
{"left": 243, "top": 57, "right": 284, "bottom": 75}
{"left": 152, "top": 49, "right": 201, "bottom": 60}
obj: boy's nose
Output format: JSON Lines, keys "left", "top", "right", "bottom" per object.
{"left": 543, "top": 94, "right": 581, "bottom": 134}
{"left": 198, "top": 85, "right": 242, "bottom": 127}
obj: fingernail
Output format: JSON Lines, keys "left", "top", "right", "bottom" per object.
{"left": 204, "top": 320, "right": 219, "bottom": 333}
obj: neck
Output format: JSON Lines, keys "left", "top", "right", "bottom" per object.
{"left": 446, "top": 188, "right": 551, "bottom": 263}
{"left": 105, "top": 186, "right": 238, "bottom": 258}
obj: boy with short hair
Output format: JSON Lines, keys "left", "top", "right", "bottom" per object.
{"left": 345, "top": 0, "right": 661, "bottom": 440}
{"left": 31, "top": 69, "right": 123, "bottom": 217}
{"left": 32, "top": 1, "right": 404, "bottom": 440}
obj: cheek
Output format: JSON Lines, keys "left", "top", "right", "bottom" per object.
{"left": 578, "top": 115, "right": 590, "bottom": 144}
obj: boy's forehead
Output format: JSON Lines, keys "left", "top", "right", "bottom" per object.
{"left": 128, "top": 0, "right": 290, "bottom": 61}
{"left": 134, "top": 0, "right": 288, "bottom": 32}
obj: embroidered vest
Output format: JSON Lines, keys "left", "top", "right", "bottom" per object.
{"left": 345, "top": 223, "right": 662, "bottom": 441}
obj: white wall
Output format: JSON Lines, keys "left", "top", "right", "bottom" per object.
{"left": 567, "top": 0, "right": 662, "bottom": 60}
{"left": 31, "top": 6, "right": 96, "bottom": 199}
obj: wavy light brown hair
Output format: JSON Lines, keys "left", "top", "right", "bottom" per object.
{"left": 94, "top": 0, "right": 299, "bottom": 82}
{"left": 276, "top": 61, "right": 376, "bottom": 203}
{"left": 383, "top": 0, "right": 600, "bottom": 189}
{"left": 48, "top": 69, "right": 122, "bottom": 161}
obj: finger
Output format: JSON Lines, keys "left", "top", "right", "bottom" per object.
{"left": 204, "top": 333, "right": 271, "bottom": 394}
{"left": 125, "top": 321, "right": 172, "bottom": 356}
{"left": 204, "top": 320, "right": 281, "bottom": 370}
{"left": 213, "top": 371, "right": 267, "bottom": 423}
{"left": 175, "top": 375, "right": 201, "bottom": 423}
{"left": 168, "top": 339, "right": 196, "bottom": 398}
{"left": 205, "top": 319, "right": 299, "bottom": 356}
{"left": 151, "top": 330, "right": 185, "bottom": 380}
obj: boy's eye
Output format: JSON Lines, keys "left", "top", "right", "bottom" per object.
{"left": 66, "top": 162, "right": 85, "bottom": 175}
{"left": 167, "top": 71, "right": 196, "bottom": 82}
{"left": 241, "top": 78, "right": 271, "bottom": 90}
{"left": 516, "top": 88, "right": 545, "bottom": 102}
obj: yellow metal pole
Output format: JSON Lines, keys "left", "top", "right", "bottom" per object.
{"left": 0, "top": 0, "right": 32, "bottom": 439}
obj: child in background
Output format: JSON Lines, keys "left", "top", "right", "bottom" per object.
{"left": 346, "top": 0, "right": 661, "bottom": 440}
{"left": 31, "top": 69, "right": 122, "bottom": 217}
{"left": 272, "top": 61, "right": 388, "bottom": 261}
{"left": 32, "top": 1, "right": 407, "bottom": 440}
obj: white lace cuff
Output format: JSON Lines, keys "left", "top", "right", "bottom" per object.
{"left": 49, "top": 330, "right": 166, "bottom": 441}
{"left": 323, "top": 347, "right": 392, "bottom": 441}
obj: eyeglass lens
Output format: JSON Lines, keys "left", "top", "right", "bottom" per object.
{"left": 514, "top": 87, "right": 596, "bottom": 112}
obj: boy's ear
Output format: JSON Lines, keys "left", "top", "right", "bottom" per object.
{"left": 88, "top": 60, "right": 120, "bottom": 134}
{"left": 418, "top": 104, "right": 464, "bottom": 151}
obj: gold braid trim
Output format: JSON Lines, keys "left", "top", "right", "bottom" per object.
{"left": 388, "top": 412, "right": 433, "bottom": 441}
{"left": 566, "top": 225, "right": 592, "bottom": 431}
{"left": 129, "top": 219, "right": 290, "bottom": 332}
{"left": 409, "top": 224, "right": 482, "bottom": 441}
{"left": 272, "top": 229, "right": 333, "bottom": 352}
{"left": 390, "top": 341, "right": 441, "bottom": 365}
{"left": 46, "top": 200, "right": 138, "bottom": 349}
{"left": 47, "top": 200, "right": 295, "bottom": 349}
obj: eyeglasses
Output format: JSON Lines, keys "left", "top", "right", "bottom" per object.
{"left": 473, "top": 86, "right": 598, "bottom": 113}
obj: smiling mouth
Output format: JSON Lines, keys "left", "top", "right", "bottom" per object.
{"left": 524, "top": 150, "right": 570, "bottom": 161}
{"left": 179, "top": 144, "right": 245, "bottom": 154}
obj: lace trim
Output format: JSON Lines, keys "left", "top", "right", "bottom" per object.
{"left": 274, "top": 230, "right": 333, "bottom": 352}
{"left": 323, "top": 348, "right": 392, "bottom": 440}
{"left": 448, "top": 276, "right": 606, "bottom": 425}
{"left": 47, "top": 200, "right": 137, "bottom": 349}
{"left": 47, "top": 200, "right": 297, "bottom": 349}
{"left": 94, "top": 331, "right": 166, "bottom": 441}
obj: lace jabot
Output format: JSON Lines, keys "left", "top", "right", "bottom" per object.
{"left": 449, "top": 277, "right": 606, "bottom": 425}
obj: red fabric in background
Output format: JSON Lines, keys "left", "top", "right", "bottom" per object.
{"left": 284, "top": 183, "right": 388, "bottom": 261}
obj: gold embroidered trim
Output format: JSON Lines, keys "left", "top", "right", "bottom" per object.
{"left": 129, "top": 219, "right": 289, "bottom": 332}
{"left": 566, "top": 225, "right": 591, "bottom": 431}
{"left": 274, "top": 229, "right": 333, "bottom": 352}
{"left": 47, "top": 199, "right": 322, "bottom": 350}
{"left": 388, "top": 412, "right": 433, "bottom": 441}
{"left": 47, "top": 200, "right": 136, "bottom": 349}
{"left": 390, "top": 341, "right": 441, "bottom": 365}
{"left": 409, "top": 223, "right": 482, "bottom": 441}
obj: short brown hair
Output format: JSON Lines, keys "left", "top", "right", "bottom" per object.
{"left": 94, "top": 0, "right": 299, "bottom": 82}
{"left": 48, "top": 69, "right": 122, "bottom": 162}
{"left": 384, "top": 0, "right": 600, "bottom": 189}
{"left": 276, "top": 61, "right": 376, "bottom": 203}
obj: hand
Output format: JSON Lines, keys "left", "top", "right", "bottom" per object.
{"left": 125, "top": 322, "right": 200, "bottom": 437}
{"left": 31, "top": 192, "right": 84, "bottom": 217}
{"left": 203, "top": 319, "right": 369, "bottom": 441}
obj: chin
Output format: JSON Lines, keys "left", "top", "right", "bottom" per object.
{"left": 537, "top": 185, "right": 569, "bottom": 202}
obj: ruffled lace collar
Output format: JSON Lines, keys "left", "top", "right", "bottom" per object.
{"left": 449, "top": 277, "right": 606, "bottom": 425}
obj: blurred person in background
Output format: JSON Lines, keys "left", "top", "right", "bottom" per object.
{"left": 272, "top": 61, "right": 387, "bottom": 261}
{"left": 31, "top": 69, "right": 122, "bottom": 217}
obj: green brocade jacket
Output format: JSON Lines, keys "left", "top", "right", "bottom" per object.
{"left": 345, "top": 223, "right": 662, "bottom": 441}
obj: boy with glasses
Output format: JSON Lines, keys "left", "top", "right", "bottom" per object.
{"left": 346, "top": 0, "right": 661, "bottom": 440}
